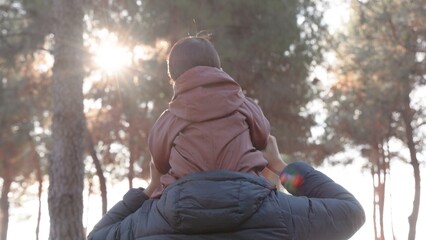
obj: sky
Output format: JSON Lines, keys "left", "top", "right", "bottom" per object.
{"left": 319, "top": 153, "right": 426, "bottom": 239}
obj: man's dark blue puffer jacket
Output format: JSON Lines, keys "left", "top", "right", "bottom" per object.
{"left": 88, "top": 162, "right": 365, "bottom": 240}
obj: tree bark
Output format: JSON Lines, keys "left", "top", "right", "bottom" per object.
{"left": 48, "top": 0, "right": 85, "bottom": 238}
{"left": 0, "top": 162, "right": 11, "bottom": 240}
{"left": 378, "top": 144, "right": 386, "bottom": 240}
{"left": 127, "top": 115, "right": 140, "bottom": 189}
{"left": 86, "top": 132, "right": 107, "bottom": 215}
{"left": 401, "top": 101, "right": 421, "bottom": 240}
{"left": 35, "top": 154, "right": 43, "bottom": 240}
{"left": 370, "top": 142, "right": 385, "bottom": 240}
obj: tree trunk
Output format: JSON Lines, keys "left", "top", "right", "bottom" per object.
{"left": 372, "top": 170, "right": 378, "bottom": 240}
{"left": 370, "top": 143, "right": 384, "bottom": 240}
{"left": 86, "top": 132, "right": 107, "bottom": 215}
{"left": 371, "top": 141, "right": 386, "bottom": 240}
{"left": 401, "top": 101, "right": 421, "bottom": 240}
{"left": 378, "top": 144, "right": 386, "bottom": 240}
{"left": 0, "top": 165, "right": 11, "bottom": 240}
{"left": 384, "top": 139, "right": 396, "bottom": 240}
{"left": 127, "top": 115, "right": 140, "bottom": 189}
{"left": 48, "top": 0, "right": 85, "bottom": 238}
{"left": 35, "top": 154, "right": 43, "bottom": 240}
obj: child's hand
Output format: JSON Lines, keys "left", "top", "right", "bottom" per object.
{"left": 143, "top": 160, "right": 162, "bottom": 197}
{"left": 262, "top": 135, "right": 287, "bottom": 176}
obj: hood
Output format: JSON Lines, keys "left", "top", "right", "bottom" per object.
{"left": 169, "top": 66, "right": 245, "bottom": 122}
{"left": 157, "top": 170, "right": 275, "bottom": 234}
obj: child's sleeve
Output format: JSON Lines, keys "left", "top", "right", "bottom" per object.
{"left": 148, "top": 110, "right": 190, "bottom": 174}
{"left": 239, "top": 97, "right": 271, "bottom": 150}
{"left": 148, "top": 111, "right": 174, "bottom": 174}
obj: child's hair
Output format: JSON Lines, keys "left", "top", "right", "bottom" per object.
{"left": 167, "top": 37, "right": 221, "bottom": 81}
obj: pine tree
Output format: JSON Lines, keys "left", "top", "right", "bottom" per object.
{"left": 48, "top": 0, "right": 85, "bottom": 238}
{"left": 326, "top": 0, "right": 425, "bottom": 238}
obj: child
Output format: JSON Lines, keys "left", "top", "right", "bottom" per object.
{"left": 148, "top": 36, "right": 270, "bottom": 197}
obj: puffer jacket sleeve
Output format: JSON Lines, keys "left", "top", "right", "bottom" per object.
{"left": 239, "top": 97, "right": 270, "bottom": 150}
{"left": 281, "top": 161, "right": 365, "bottom": 240}
{"left": 87, "top": 188, "right": 149, "bottom": 240}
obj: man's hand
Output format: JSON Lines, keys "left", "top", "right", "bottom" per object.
{"left": 262, "top": 135, "right": 287, "bottom": 176}
{"left": 143, "top": 160, "right": 162, "bottom": 197}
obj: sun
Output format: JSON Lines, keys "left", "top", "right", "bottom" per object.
{"left": 87, "top": 29, "right": 132, "bottom": 75}
{"left": 93, "top": 42, "right": 131, "bottom": 74}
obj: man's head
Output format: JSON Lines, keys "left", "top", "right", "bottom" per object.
{"left": 167, "top": 37, "right": 221, "bottom": 81}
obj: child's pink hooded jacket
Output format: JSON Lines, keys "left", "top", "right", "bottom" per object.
{"left": 148, "top": 66, "right": 270, "bottom": 196}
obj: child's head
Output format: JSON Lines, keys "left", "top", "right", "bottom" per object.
{"left": 167, "top": 37, "right": 221, "bottom": 81}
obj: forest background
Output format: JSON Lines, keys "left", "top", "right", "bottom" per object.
{"left": 0, "top": 0, "right": 425, "bottom": 239}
